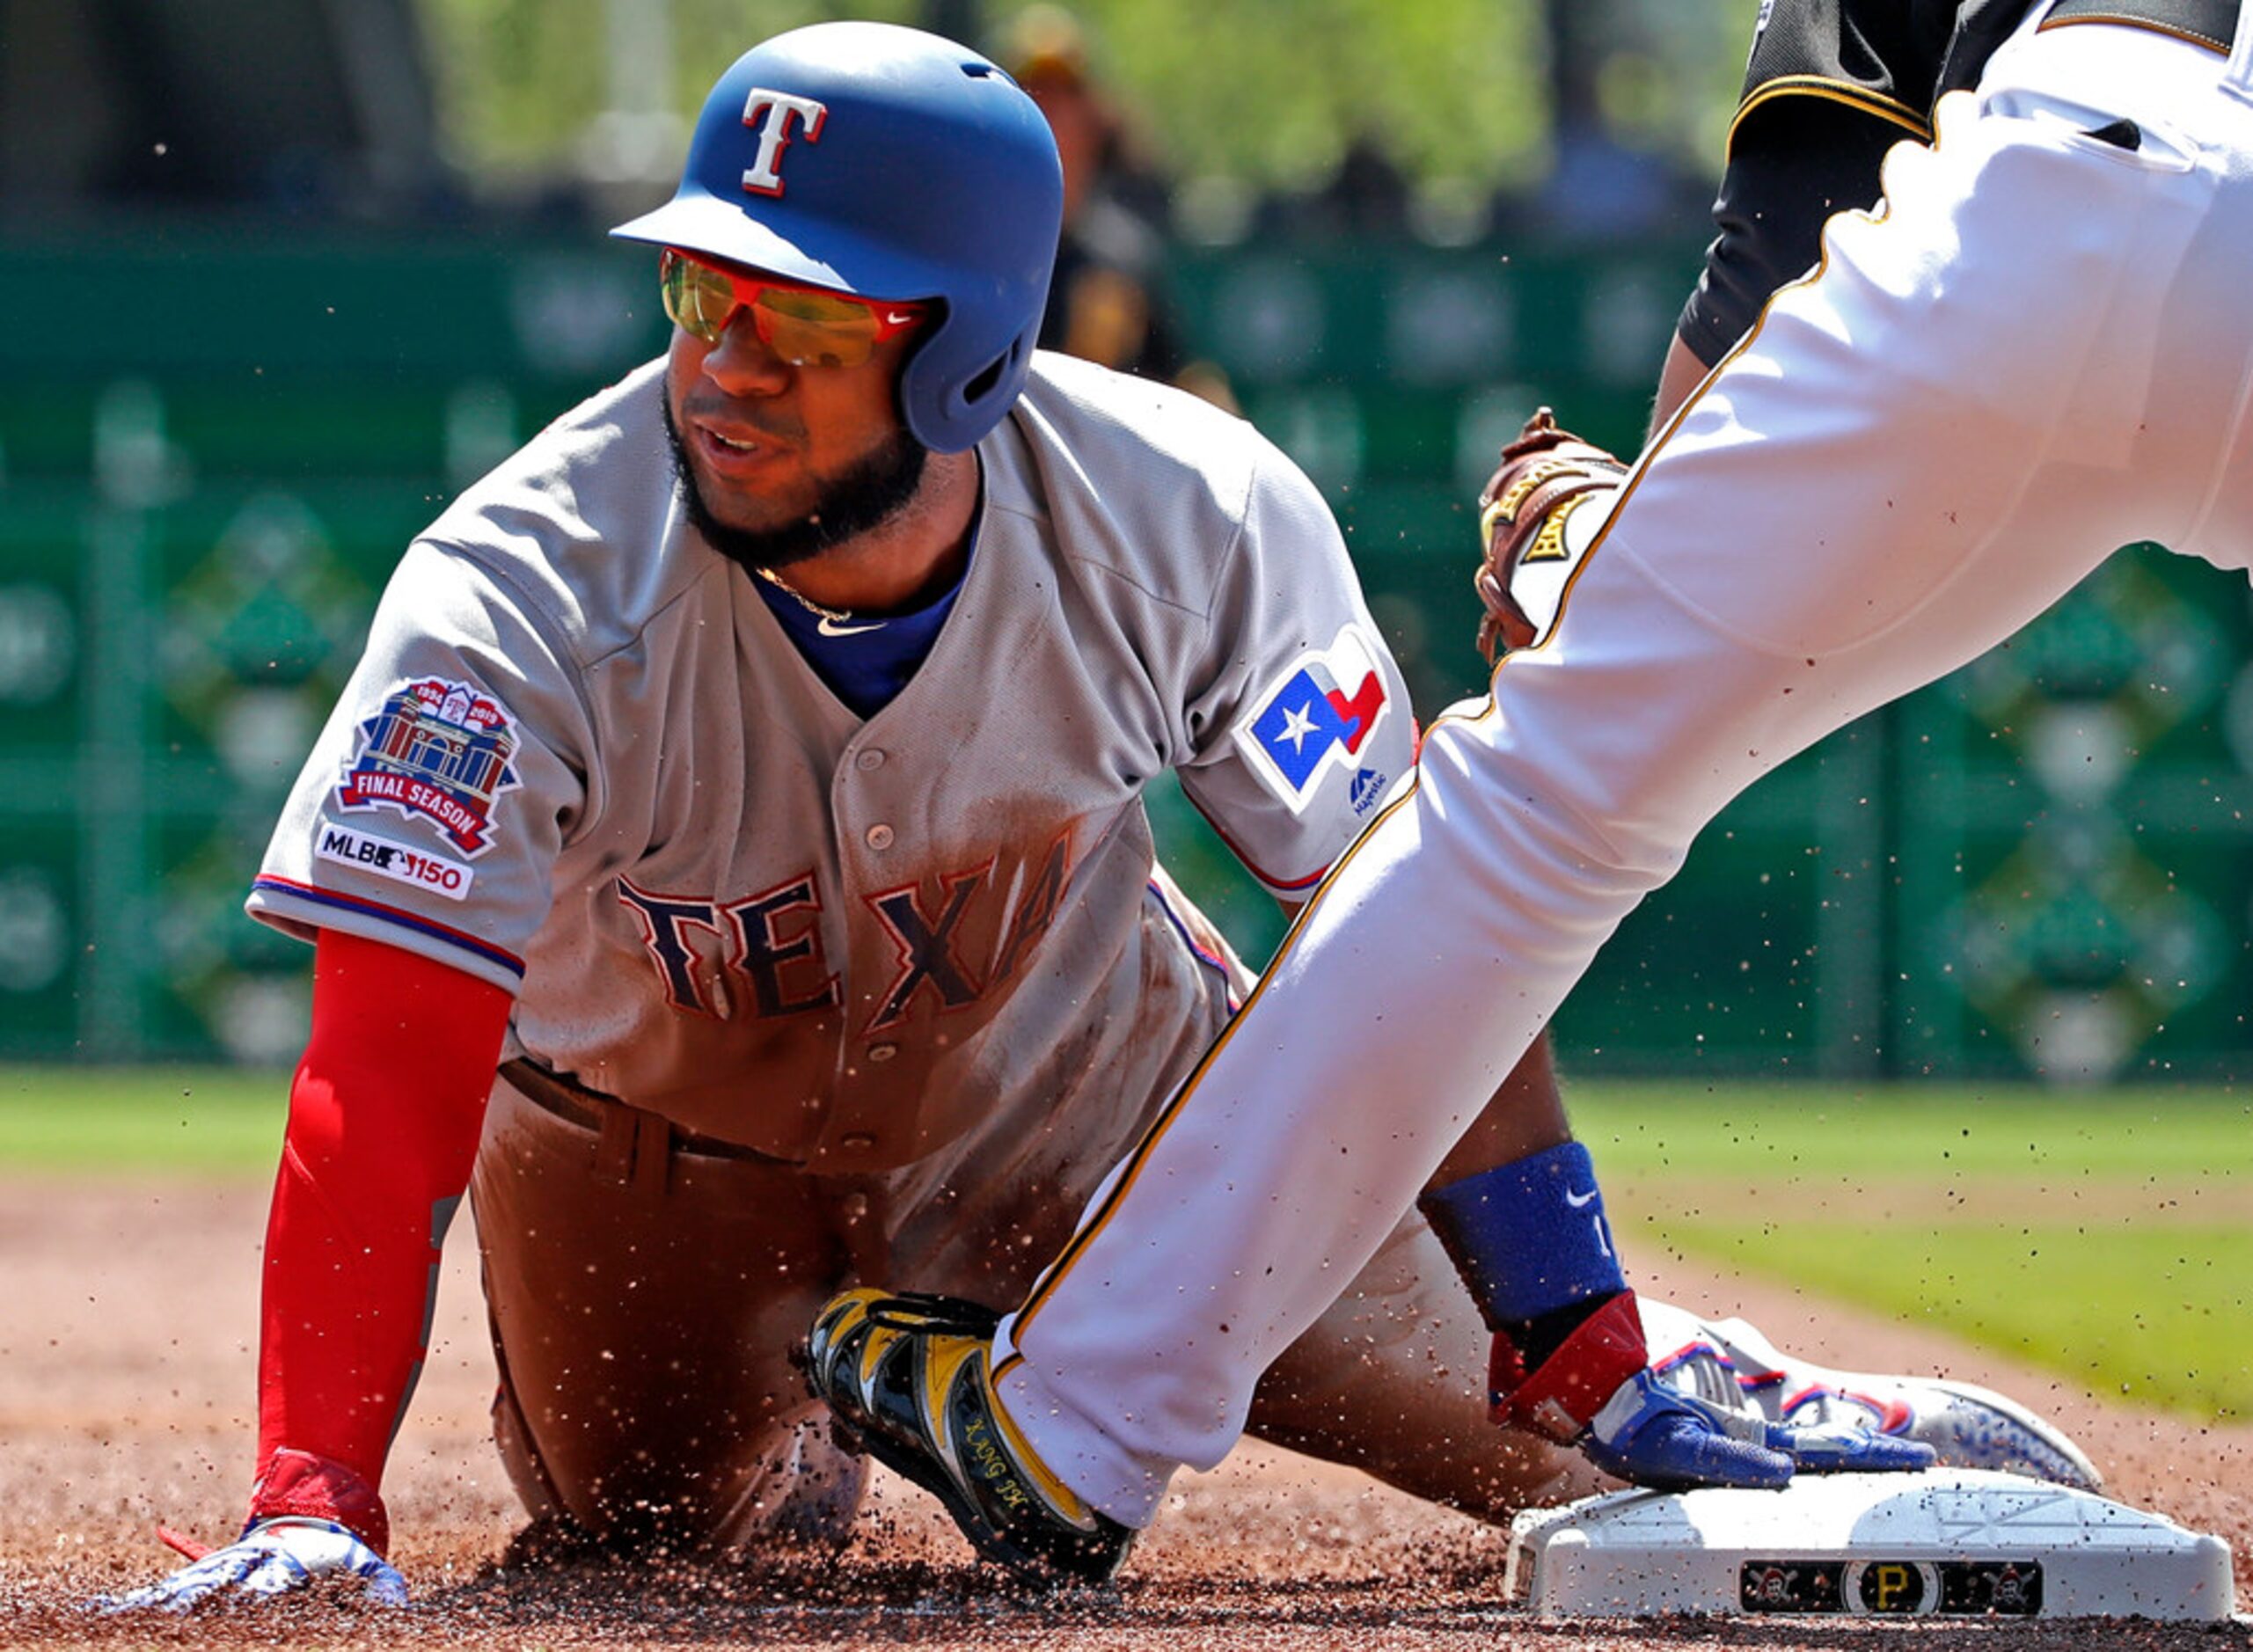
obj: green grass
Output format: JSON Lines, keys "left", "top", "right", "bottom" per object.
{"left": 1570, "top": 1080, "right": 2253, "bottom": 1423}
{"left": 0, "top": 1064, "right": 286, "bottom": 1171}
{"left": 1568, "top": 1081, "right": 2253, "bottom": 1182}
{"left": 1664, "top": 1217, "right": 2249, "bottom": 1422}
{"left": 4, "top": 1066, "right": 2247, "bottom": 1422}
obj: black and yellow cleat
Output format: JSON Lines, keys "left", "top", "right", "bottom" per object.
{"left": 804, "top": 1288, "right": 1135, "bottom": 1585}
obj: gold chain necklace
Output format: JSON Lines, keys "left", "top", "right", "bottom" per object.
{"left": 753, "top": 564, "right": 879, "bottom": 627}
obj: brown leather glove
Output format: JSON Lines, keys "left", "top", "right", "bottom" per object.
{"left": 1474, "top": 409, "right": 1629, "bottom": 664}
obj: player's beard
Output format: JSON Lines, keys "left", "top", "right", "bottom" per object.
{"left": 661, "top": 398, "right": 930, "bottom": 577}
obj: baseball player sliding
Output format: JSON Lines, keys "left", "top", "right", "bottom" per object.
{"left": 804, "top": 0, "right": 2240, "bottom": 1585}
{"left": 108, "top": 19, "right": 2093, "bottom": 1612}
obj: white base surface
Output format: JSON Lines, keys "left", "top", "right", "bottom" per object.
{"left": 1505, "top": 1468, "right": 2236, "bottom": 1621}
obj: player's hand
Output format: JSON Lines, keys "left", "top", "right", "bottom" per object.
{"left": 92, "top": 1518, "right": 408, "bottom": 1613}
{"left": 1579, "top": 1367, "right": 1934, "bottom": 1490}
{"left": 1490, "top": 1291, "right": 1935, "bottom": 1493}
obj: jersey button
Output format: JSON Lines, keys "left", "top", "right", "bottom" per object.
{"left": 864, "top": 823, "right": 894, "bottom": 850}
{"left": 855, "top": 749, "right": 886, "bottom": 771}
{"left": 867, "top": 1042, "right": 898, "bottom": 1063}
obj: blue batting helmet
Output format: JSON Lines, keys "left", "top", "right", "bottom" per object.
{"left": 612, "top": 22, "right": 1064, "bottom": 453}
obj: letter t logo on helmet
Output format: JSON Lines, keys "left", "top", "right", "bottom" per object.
{"left": 739, "top": 91, "right": 828, "bottom": 197}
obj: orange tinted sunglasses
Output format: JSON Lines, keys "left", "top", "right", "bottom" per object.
{"left": 659, "top": 248, "right": 926, "bottom": 368}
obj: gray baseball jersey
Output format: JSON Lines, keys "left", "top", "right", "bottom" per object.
{"left": 249, "top": 350, "right": 1410, "bottom": 1171}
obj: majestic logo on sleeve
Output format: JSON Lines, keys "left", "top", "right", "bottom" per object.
{"left": 336, "top": 677, "right": 520, "bottom": 857}
{"left": 1234, "top": 625, "right": 1391, "bottom": 813}
{"left": 739, "top": 90, "right": 828, "bottom": 196}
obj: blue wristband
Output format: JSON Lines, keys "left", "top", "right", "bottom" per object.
{"left": 1419, "top": 1141, "right": 1624, "bottom": 1329}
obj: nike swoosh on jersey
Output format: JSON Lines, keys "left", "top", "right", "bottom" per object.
{"left": 816, "top": 615, "right": 888, "bottom": 637}
{"left": 1564, "top": 1187, "right": 1599, "bottom": 1208}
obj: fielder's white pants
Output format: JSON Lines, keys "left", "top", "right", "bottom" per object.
{"left": 992, "top": 11, "right": 2253, "bottom": 1525}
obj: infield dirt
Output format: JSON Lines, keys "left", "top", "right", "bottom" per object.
{"left": 3, "top": 1177, "right": 2245, "bottom": 1649}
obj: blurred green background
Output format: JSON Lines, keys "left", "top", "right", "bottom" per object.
{"left": 0, "top": 0, "right": 2248, "bottom": 1087}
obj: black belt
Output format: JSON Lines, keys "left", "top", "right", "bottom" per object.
{"left": 2045, "top": 0, "right": 2238, "bottom": 52}
{"left": 498, "top": 1057, "right": 789, "bottom": 1164}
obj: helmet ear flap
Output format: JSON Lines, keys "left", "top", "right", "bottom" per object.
{"left": 963, "top": 337, "right": 1023, "bottom": 406}
{"left": 899, "top": 311, "right": 1042, "bottom": 454}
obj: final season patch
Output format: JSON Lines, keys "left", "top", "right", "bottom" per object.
{"left": 335, "top": 677, "right": 520, "bottom": 857}
{"left": 1235, "top": 625, "right": 1391, "bottom": 813}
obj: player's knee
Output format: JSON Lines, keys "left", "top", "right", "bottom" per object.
{"left": 496, "top": 1399, "right": 867, "bottom": 1559}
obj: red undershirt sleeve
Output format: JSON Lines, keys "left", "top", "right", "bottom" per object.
{"left": 251, "top": 928, "right": 512, "bottom": 1539}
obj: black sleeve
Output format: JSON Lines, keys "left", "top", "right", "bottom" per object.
{"left": 1675, "top": 98, "right": 1907, "bottom": 366}
{"left": 1737, "top": 0, "right": 1954, "bottom": 136}
{"left": 1675, "top": 0, "right": 1961, "bottom": 365}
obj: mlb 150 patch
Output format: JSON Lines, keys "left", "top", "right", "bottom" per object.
{"left": 315, "top": 824, "right": 476, "bottom": 902}
{"left": 1235, "top": 626, "right": 1391, "bottom": 814}
{"left": 335, "top": 677, "right": 521, "bottom": 857}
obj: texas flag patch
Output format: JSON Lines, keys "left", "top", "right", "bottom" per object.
{"left": 1235, "top": 626, "right": 1391, "bottom": 813}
